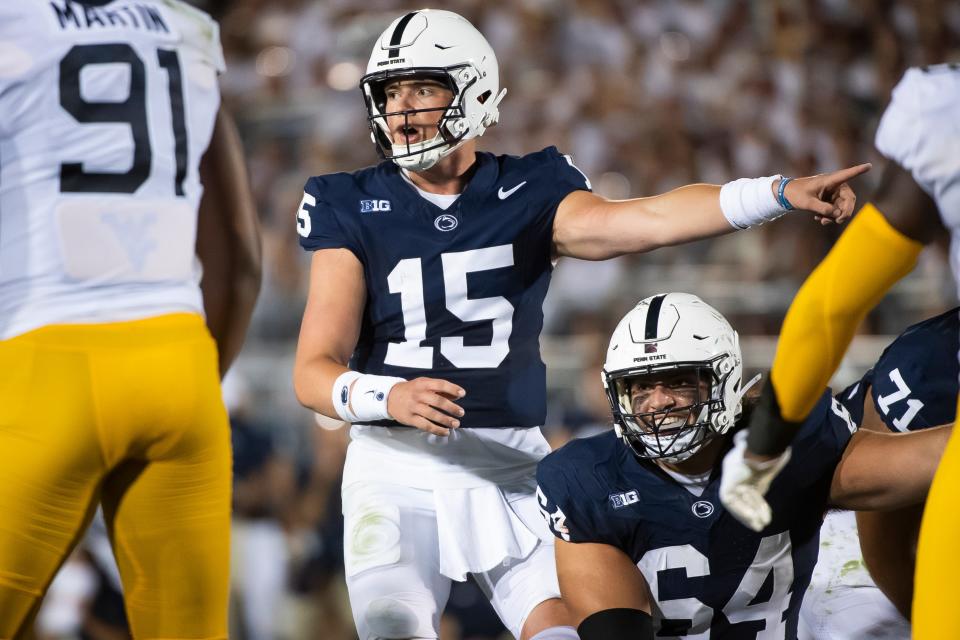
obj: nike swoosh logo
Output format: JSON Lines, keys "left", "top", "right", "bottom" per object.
{"left": 498, "top": 181, "right": 527, "bottom": 200}
{"left": 435, "top": 44, "right": 454, "bottom": 50}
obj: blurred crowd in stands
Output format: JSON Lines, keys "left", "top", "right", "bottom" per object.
{"left": 36, "top": 1, "right": 960, "bottom": 638}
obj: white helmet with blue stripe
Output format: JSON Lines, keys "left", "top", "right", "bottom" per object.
{"left": 603, "top": 293, "right": 748, "bottom": 463}
{"left": 361, "top": 9, "right": 506, "bottom": 171}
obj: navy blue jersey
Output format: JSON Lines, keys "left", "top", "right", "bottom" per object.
{"left": 297, "top": 147, "right": 590, "bottom": 428}
{"left": 838, "top": 307, "right": 959, "bottom": 432}
{"left": 536, "top": 391, "right": 856, "bottom": 639}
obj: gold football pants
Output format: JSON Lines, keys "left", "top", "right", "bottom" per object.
{"left": 913, "top": 395, "right": 960, "bottom": 638}
{"left": 0, "top": 313, "right": 231, "bottom": 638}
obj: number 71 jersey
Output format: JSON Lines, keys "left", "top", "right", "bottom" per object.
{"left": 297, "top": 147, "right": 591, "bottom": 428}
{"left": 0, "top": 1, "right": 224, "bottom": 339}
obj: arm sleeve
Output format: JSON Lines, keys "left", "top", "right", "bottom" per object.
{"left": 770, "top": 203, "right": 923, "bottom": 422}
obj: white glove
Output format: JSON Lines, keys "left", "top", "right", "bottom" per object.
{"left": 719, "top": 430, "right": 792, "bottom": 532}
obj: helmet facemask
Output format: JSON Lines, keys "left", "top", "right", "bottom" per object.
{"left": 360, "top": 66, "right": 481, "bottom": 171}
{"left": 362, "top": 10, "right": 505, "bottom": 171}
{"left": 605, "top": 360, "right": 735, "bottom": 464}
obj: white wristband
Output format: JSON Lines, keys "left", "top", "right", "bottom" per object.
{"left": 719, "top": 175, "right": 788, "bottom": 229}
{"left": 331, "top": 371, "right": 405, "bottom": 423}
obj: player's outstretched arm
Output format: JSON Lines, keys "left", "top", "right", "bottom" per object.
{"left": 764, "top": 162, "right": 938, "bottom": 429}
{"left": 828, "top": 424, "right": 952, "bottom": 511}
{"left": 555, "top": 539, "right": 655, "bottom": 640}
{"left": 197, "top": 105, "right": 263, "bottom": 377}
{"left": 722, "top": 162, "right": 939, "bottom": 531}
{"left": 552, "top": 164, "right": 870, "bottom": 260}
{"left": 292, "top": 249, "right": 464, "bottom": 435}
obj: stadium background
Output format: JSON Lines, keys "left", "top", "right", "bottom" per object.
{"left": 35, "top": 0, "right": 959, "bottom": 638}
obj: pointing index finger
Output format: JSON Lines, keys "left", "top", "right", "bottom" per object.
{"left": 823, "top": 162, "right": 872, "bottom": 187}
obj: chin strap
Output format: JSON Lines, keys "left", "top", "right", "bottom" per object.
{"left": 484, "top": 88, "right": 508, "bottom": 126}
{"left": 737, "top": 373, "right": 763, "bottom": 402}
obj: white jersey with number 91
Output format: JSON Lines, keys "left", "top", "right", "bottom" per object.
{"left": 0, "top": 0, "right": 224, "bottom": 339}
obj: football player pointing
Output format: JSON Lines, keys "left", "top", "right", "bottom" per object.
{"left": 719, "top": 64, "right": 960, "bottom": 637}
{"left": 536, "top": 294, "right": 950, "bottom": 640}
{"left": 293, "top": 10, "right": 868, "bottom": 640}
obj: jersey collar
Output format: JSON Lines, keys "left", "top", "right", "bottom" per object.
{"left": 380, "top": 151, "right": 499, "bottom": 214}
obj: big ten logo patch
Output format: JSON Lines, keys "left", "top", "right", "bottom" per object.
{"left": 360, "top": 199, "right": 392, "bottom": 213}
{"left": 609, "top": 490, "right": 639, "bottom": 509}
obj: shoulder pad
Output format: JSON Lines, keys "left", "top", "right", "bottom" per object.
{"left": 307, "top": 165, "right": 383, "bottom": 211}
{"left": 498, "top": 146, "right": 592, "bottom": 192}
{"left": 875, "top": 67, "right": 960, "bottom": 170}
{"left": 160, "top": 0, "right": 225, "bottom": 72}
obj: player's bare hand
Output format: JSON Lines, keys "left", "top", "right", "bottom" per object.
{"left": 387, "top": 377, "right": 466, "bottom": 436}
{"left": 781, "top": 163, "right": 872, "bottom": 225}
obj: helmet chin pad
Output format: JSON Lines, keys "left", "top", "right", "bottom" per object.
{"left": 387, "top": 126, "right": 467, "bottom": 171}
{"left": 620, "top": 400, "right": 717, "bottom": 463}
{"left": 605, "top": 363, "right": 727, "bottom": 463}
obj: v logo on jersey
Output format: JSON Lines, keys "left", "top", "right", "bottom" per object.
{"left": 497, "top": 181, "right": 527, "bottom": 200}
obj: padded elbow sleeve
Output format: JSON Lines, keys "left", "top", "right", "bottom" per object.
{"left": 771, "top": 203, "right": 923, "bottom": 422}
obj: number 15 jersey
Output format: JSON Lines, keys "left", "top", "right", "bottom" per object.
{"left": 297, "top": 147, "right": 590, "bottom": 428}
{"left": 0, "top": 1, "right": 224, "bottom": 339}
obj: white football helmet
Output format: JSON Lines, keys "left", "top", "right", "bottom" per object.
{"left": 603, "top": 293, "right": 747, "bottom": 464}
{"left": 360, "top": 9, "right": 506, "bottom": 171}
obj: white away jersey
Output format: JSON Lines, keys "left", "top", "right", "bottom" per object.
{"left": 0, "top": 0, "right": 225, "bottom": 339}
{"left": 874, "top": 64, "right": 960, "bottom": 299}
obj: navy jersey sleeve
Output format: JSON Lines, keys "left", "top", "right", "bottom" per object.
{"left": 538, "top": 146, "right": 592, "bottom": 229}
{"left": 536, "top": 445, "right": 617, "bottom": 546}
{"left": 536, "top": 451, "right": 595, "bottom": 544}
{"left": 537, "top": 434, "right": 639, "bottom": 549}
{"left": 866, "top": 308, "right": 959, "bottom": 432}
{"left": 296, "top": 175, "right": 364, "bottom": 260}
{"left": 546, "top": 146, "right": 593, "bottom": 199}
{"left": 771, "top": 391, "right": 857, "bottom": 508}
{"left": 836, "top": 374, "right": 873, "bottom": 428}
{"left": 837, "top": 308, "right": 959, "bottom": 433}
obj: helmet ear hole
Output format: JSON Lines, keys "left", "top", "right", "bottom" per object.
{"left": 477, "top": 90, "right": 491, "bottom": 104}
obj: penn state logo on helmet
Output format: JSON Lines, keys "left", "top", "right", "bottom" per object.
{"left": 602, "top": 293, "right": 752, "bottom": 464}
{"left": 360, "top": 10, "right": 507, "bottom": 171}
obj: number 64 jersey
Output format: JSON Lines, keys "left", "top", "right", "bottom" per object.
{"left": 297, "top": 147, "right": 590, "bottom": 428}
{"left": 0, "top": 1, "right": 224, "bottom": 339}
{"left": 536, "top": 391, "right": 857, "bottom": 639}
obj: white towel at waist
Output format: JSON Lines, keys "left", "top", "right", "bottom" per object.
{"left": 434, "top": 480, "right": 550, "bottom": 581}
